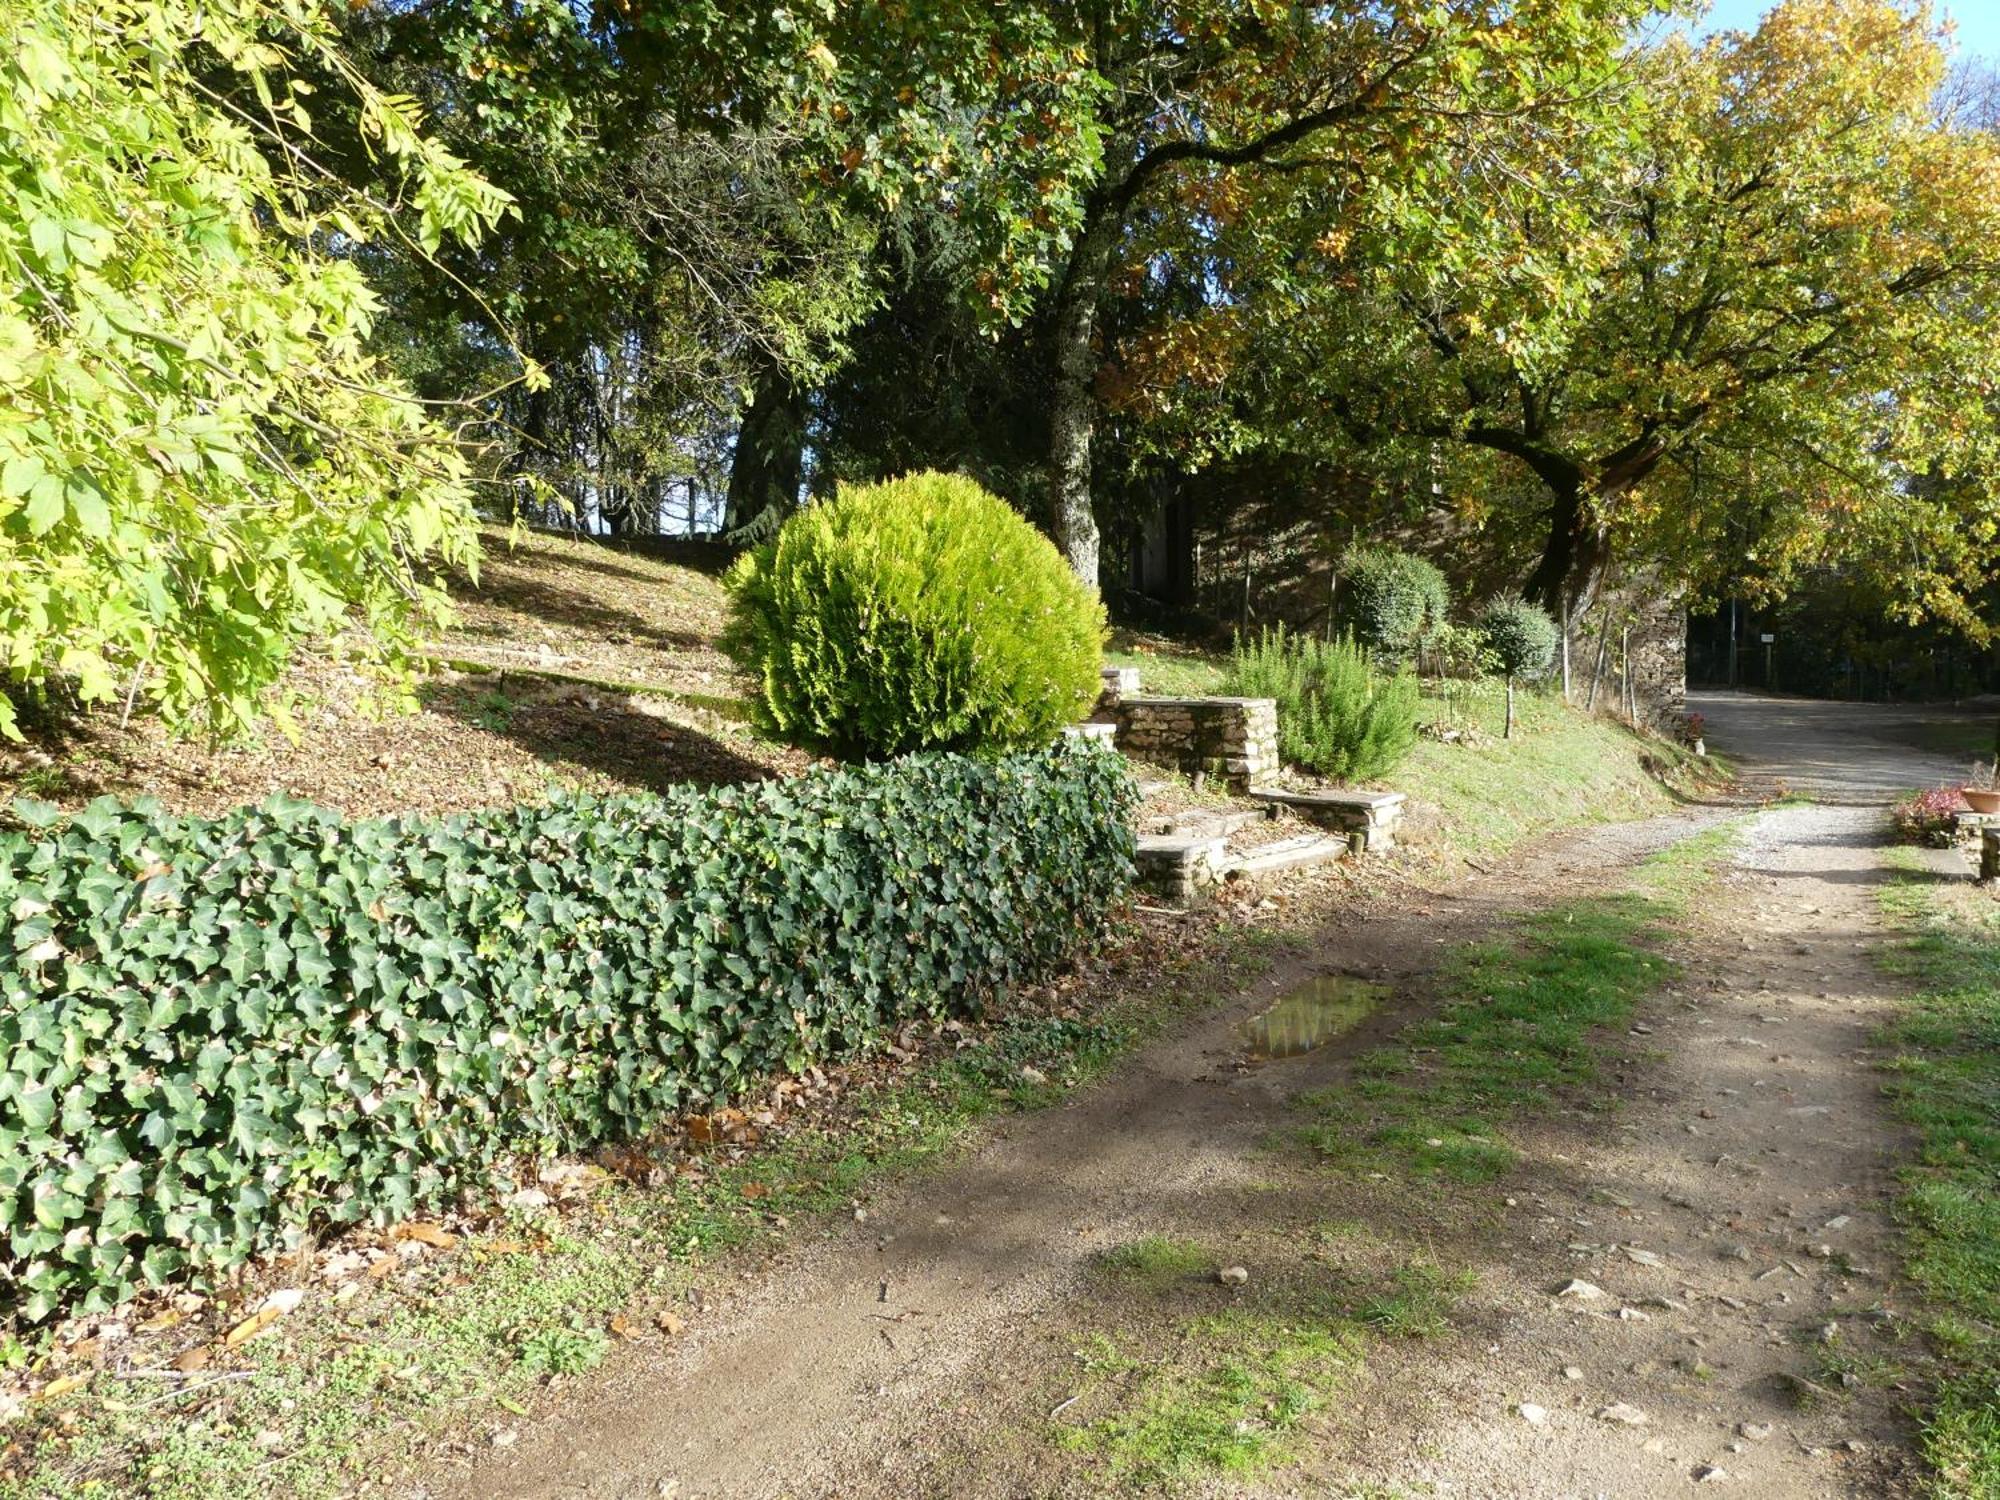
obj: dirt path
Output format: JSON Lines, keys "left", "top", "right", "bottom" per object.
{"left": 1292, "top": 801, "right": 1922, "bottom": 1498}
{"left": 422, "top": 802, "right": 1927, "bottom": 1500}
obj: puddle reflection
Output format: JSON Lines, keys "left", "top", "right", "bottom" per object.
{"left": 1242, "top": 975, "right": 1389, "bottom": 1060}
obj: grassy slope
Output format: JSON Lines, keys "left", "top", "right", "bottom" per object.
{"left": 1398, "top": 694, "right": 1709, "bottom": 861}
{"left": 1877, "top": 859, "right": 2000, "bottom": 1499}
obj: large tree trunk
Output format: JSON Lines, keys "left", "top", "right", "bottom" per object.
{"left": 1522, "top": 471, "right": 1607, "bottom": 617}
{"left": 725, "top": 358, "right": 808, "bottom": 537}
{"left": 1046, "top": 207, "right": 1120, "bottom": 586}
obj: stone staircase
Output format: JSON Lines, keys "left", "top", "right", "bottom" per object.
{"left": 1088, "top": 664, "right": 1408, "bottom": 903}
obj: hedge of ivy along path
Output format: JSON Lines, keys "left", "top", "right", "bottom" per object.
{"left": 0, "top": 745, "right": 1137, "bottom": 1321}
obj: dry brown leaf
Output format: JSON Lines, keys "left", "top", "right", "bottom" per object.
{"left": 224, "top": 1309, "right": 280, "bottom": 1349}
{"left": 683, "top": 1115, "right": 715, "bottom": 1145}
{"left": 173, "top": 1346, "right": 211, "bottom": 1374}
{"left": 608, "top": 1314, "right": 637, "bottom": 1340}
{"left": 38, "top": 1375, "right": 88, "bottom": 1401}
{"left": 367, "top": 1254, "right": 402, "bottom": 1278}
{"left": 135, "top": 1309, "right": 183, "bottom": 1334}
{"left": 655, "top": 1311, "right": 684, "bottom": 1337}
{"left": 739, "top": 1181, "right": 771, "bottom": 1201}
{"left": 392, "top": 1222, "right": 457, "bottom": 1250}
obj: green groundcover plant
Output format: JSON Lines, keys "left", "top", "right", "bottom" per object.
{"left": 0, "top": 746, "right": 1136, "bottom": 1321}
{"left": 722, "top": 471, "right": 1105, "bottom": 759}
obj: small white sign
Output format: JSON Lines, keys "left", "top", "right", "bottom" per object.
{"left": 1759, "top": 633, "right": 1775, "bottom": 644}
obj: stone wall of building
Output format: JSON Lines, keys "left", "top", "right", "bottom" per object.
{"left": 1109, "top": 697, "right": 1279, "bottom": 791}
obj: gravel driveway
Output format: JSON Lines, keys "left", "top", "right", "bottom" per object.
{"left": 1689, "top": 689, "right": 1994, "bottom": 803}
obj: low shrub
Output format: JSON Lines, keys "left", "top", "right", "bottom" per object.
{"left": 1893, "top": 786, "right": 1964, "bottom": 847}
{"left": 0, "top": 746, "right": 1136, "bottom": 1321}
{"left": 722, "top": 471, "right": 1105, "bottom": 759}
{"left": 1226, "top": 626, "right": 1418, "bottom": 781}
{"left": 1336, "top": 546, "right": 1451, "bottom": 662}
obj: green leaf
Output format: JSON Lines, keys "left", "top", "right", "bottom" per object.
{"left": 21, "top": 474, "right": 63, "bottom": 535}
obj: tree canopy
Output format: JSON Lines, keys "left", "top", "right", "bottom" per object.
{"left": 9, "top": 0, "right": 2000, "bottom": 739}
{"left": 1200, "top": 0, "right": 2000, "bottom": 627}
{"left": 0, "top": 0, "right": 511, "bottom": 737}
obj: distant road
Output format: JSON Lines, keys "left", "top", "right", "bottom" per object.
{"left": 1688, "top": 689, "right": 1994, "bottom": 804}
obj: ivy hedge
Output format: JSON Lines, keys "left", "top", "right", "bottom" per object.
{"left": 0, "top": 746, "right": 1136, "bottom": 1321}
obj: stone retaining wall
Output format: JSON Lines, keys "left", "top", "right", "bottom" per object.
{"left": 1109, "top": 697, "right": 1278, "bottom": 791}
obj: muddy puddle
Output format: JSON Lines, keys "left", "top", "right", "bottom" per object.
{"left": 1242, "top": 974, "right": 1389, "bottom": 1060}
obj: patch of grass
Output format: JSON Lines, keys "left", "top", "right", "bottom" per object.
{"left": 471, "top": 688, "right": 518, "bottom": 732}
{"left": 1912, "top": 716, "right": 1999, "bottom": 760}
{"left": 1874, "top": 856, "right": 2000, "bottom": 1498}
{"left": 1059, "top": 1253, "right": 1474, "bottom": 1488}
{"left": 1812, "top": 1341, "right": 1906, "bottom": 1393}
{"left": 1355, "top": 1262, "right": 1478, "bottom": 1339}
{"left": 516, "top": 1323, "right": 610, "bottom": 1377}
{"left": 15, "top": 764, "right": 64, "bottom": 798}
{"left": 1105, "top": 639, "right": 1230, "bottom": 698}
{"left": 1058, "top": 1310, "right": 1362, "bottom": 1486}
{"left": 1299, "top": 826, "right": 1736, "bottom": 1183}
{"left": 1097, "top": 1237, "right": 1214, "bottom": 1293}
{"left": 1399, "top": 707, "right": 1716, "bottom": 860}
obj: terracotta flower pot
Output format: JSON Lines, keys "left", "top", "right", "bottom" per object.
{"left": 1963, "top": 788, "right": 2000, "bottom": 815}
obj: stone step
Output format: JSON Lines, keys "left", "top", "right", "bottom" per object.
{"left": 1134, "top": 832, "right": 1228, "bottom": 902}
{"left": 1220, "top": 834, "right": 1351, "bottom": 879}
{"left": 1158, "top": 807, "right": 1266, "bottom": 839}
{"left": 1060, "top": 720, "right": 1118, "bottom": 746}
{"left": 1245, "top": 787, "right": 1406, "bottom": 850}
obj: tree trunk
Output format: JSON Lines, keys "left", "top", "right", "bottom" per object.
{"left": 725, "top": 358, "right": 808, "bottom": 537}
{"left": 1046, "top": 206, "right": 1120, "bottom": 587}
{"left": 1522, "top": 471, "right": 1610, "bottom": 617}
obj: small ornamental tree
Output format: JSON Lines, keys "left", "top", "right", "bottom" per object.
{"left": 1478, "top": 599, "right": 1560, "bottom": 739}
{"left": 722, "top": 471, "right": 1105, "bottom": 758}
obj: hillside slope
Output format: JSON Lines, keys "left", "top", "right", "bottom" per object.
{"left": 0, "top": 528, "right": 805, "bottom": 818}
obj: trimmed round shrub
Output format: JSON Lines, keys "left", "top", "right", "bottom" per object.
{"left": 1336, "top": 545, "right": 1451, "bottom": 660}
{"left": 1477, "top": 598, "right": 1561, "bottom": 679}
{"left": 722, "top": 472, "right": 1105, "bottom": 758}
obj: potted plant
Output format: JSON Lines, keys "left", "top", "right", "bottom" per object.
{"left": 1964, "top": 761, "right": 2000, "bottom": 815}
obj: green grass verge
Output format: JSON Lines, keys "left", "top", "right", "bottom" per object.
{"left": 1876, "top": 854, "right": 2000, "bottom": 1499}
{"left": 1399, "top": 699, "right": 1714, "bottom": 860}
{"left": 1912, "top": 715, "right": 1999, "bottom": 762}
{"left": 1104, "top": 645, "right": 1231, "bottom": 698}
{"left": 1299, "top": 825, "right": 1737, "bottom": 1183}
{"left": 1059, "top": 1309, "right": 1364, "bottom": 1485}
